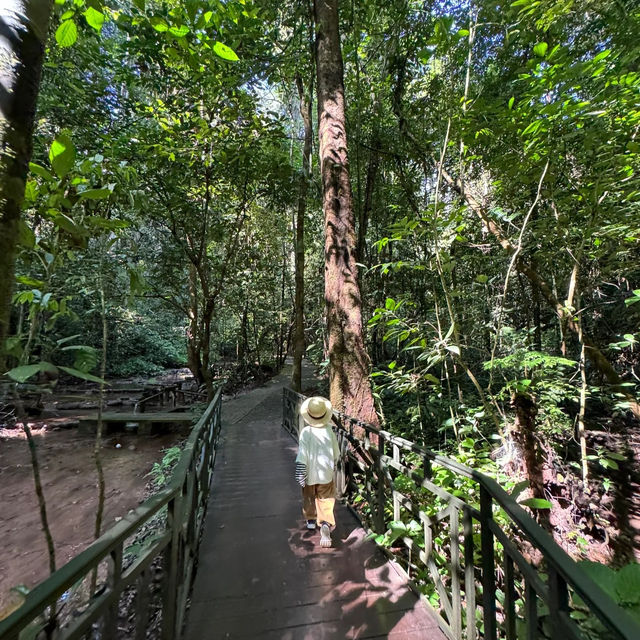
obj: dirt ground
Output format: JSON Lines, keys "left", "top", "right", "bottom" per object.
{"left": 0, "top": 419, "right": 182, "bottom": 617}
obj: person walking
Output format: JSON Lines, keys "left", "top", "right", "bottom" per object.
{"left": 295, "top": 396, "right": 340, "bottom": 548}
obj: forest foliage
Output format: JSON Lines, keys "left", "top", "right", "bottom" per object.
{"left": 1, "top": 0, "right": 639, "bottom": 573}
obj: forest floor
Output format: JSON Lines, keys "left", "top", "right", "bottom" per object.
{"left": 0, "top": 417, "right": 183, "bottom": 618}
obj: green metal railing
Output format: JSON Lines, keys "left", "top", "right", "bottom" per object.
{"left": 0, "top": 388, "right": 222, "bottom": 640}
{"left": 283, "top": 387, "right": 640, "bottom": 640}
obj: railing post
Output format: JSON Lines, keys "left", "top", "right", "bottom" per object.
{"left": 103, "top": 543, "right": 123, "bottom": 638}
{"left": 375, "top": 433, "right": 386, "bottom": 534}
{"left": 504, "top": 554, "right": 516, "bottom": 640}
{"left": 524, "top": 579, "right": 538, "bottom": 640}
{"left": 480, "top": 485, "right": 497, "bottom": 640}
{"left": 393, "top": 444, "right": 400, "bottom": 521}
{"left": 162, "top": 494, "right": 182, "bottom": 640}
{"left": 135, "top": 569, "right": 151, "bottom": 640}
{"left": 548, "top": 566, "right": 569, "bottom": 640}
{"left": 450, "top": 505, "right": 462, "bottom": 639}
{"left": 463, "top": 507, "right": 476, "bottom": 640}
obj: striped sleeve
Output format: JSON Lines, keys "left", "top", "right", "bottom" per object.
{"left": 331, "top": 429, "right": 340, "bottom": 463}
{"left": 295, "top": 462, "right": 307, "bottom": 487}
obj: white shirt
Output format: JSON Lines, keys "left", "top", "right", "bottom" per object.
{"left": 296, "top": 423, "right": 340, "bottom": 485}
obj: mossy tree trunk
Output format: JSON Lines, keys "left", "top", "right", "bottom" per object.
{"left": 0, "top": 1, "right": 53, "bottom": 373}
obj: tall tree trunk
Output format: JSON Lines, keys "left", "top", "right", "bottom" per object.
{"left": 314, "top": 0, "right": 378, "bottom": 425}
{"left": 292, "top": 72, "right": 313, "bottom": 392}
{"left": 357, "top": 141, "right": 379, "bottom": 265}
{"left": 90, "top": 260, "right": 107, "bottom": 595}
{"left": 0, "top": 1, "right": 53, "bottom": 374}
{"left": 186, "top": 265, "right": 204, "bottom": 386}
{"left": 511, "top": 393, "right": 551, "bottom": 530}
{"left": 199, "top": 311, "right": 214, "bottom": 399}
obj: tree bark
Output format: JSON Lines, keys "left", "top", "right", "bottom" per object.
{"left": 292, "top": 72, "right": 312, "bottom": 392}
{"left": 0, "top": 1, "right": 53, "bottom": 374}
{"left": 314, "top": 0, "right": 378, "bottom": 425}
{"left": 511, "top": 393, "right": 551, "bottom": 530}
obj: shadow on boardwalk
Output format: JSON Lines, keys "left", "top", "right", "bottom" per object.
{"left": 184, "top": 366, "right": 444, "bottom": 639}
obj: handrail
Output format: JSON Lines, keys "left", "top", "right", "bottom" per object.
{"left": 283, "top": 387, "right": 640, "bottom": 640}
{"left": 0, "top": 387, "right": 223, "bottom": 640}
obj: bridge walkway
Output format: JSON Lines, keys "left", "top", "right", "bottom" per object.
{"left": 183, "top": 368, "right": 445, "bottom": 639}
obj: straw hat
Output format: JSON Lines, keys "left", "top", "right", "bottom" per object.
{"left": 300, "top": 396, "right": 333, "bottom": 427}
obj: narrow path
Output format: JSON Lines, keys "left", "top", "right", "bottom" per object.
{"left": 184, "top": 366, "right": 445, "bottom": 639}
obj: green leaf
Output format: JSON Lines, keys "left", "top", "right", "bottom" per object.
{"left": 85, "top": 216, "right": 130, "bottom": 230}
{"left": 522, "top": 120, "right": 541, "bottom": 136}
{"left": 509, "top": 480, "right": 530, "bottom": 500}
{"left": 55, "top": 20, "right": 78, "bottom": 47}
{"left": 49, "top": 134, "right": 76, "bottom": 178}
{"left": 616, "top": 564, "right": 640, "bottom": 605}
{"left": 476, "top": 274, "right": 489, "bottom": 284}
{"left": 29, "top": 162, "right": 54, "bottom": 182}
{"left": 83, "top": 7, "right": 104, "bottom": 31}
{"left": 592, "top": 50, "right": 611, "bottom": 63}
{"left": 533, "top": 42, "right": 548, "bottom": 57}
{"left": 78, "top": 188, "right": 112, "bottom": 200}
{"left": 57, "top": 366, "right": 106, "bottom": 384}
{"left": 16, "top": 275, "right": 45, "bottom": 287}
{"left": 150, "top": 16, "right": 168, "bottom": 32}
{"left": 213, "top": 41, "right": 239, "bottom": 62}
{"left": 5, "top": 362, "right": 58, "bottom": 383}
{"left": 18, "top": 220, "right": 35, "bottom": 249}
{"left": 579, "top": 562, "right": 617, "bottom": 600}
{"left": 61, "top": 345, "right": 98, "bottom": 372}
{"left": 169, "top": 25, "right": 189, "bottom": 37}
{"left": 519, "top": 498, "right": 552, "bottom": 509}
{"left": 47, "top": 210, "right": 87, "bottom": 236}
{"left": 508, "top": 96, "right": 515, "bottom": 110}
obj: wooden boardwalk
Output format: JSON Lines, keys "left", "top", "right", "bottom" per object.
{"left": 183, "top": 370, "right": 445, "bottom": 639}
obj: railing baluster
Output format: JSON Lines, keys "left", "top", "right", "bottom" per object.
{"left": 135, "top": 569, "right": 151, "bottom": 640}
{"left": 480, "top": 486, "right": 497, "bottom": 640}
{"left": 463, "top": 507, "right": 476, "bottom": 640}
{"left": 103, "top": 543, "right": 123, "bottom": 638}
{"left": 162, "top": 493, "right": 182, "bottom": 640}
{"left": 504, "top": 553, "right": 516, "bottom": 640}
{"left": 548, "top": 566, "right": 569, "bottom": 640}
{"left": 392, "top": 444, "right": 401, "bottom": 521}
{"left": 376, "top": 433, "right": 386, "bottom": 534}
{"left": 525, "top": 578, "right": 538, "bottom": 640}
{"left": 450, "top": 505, "right": 462, "bottom": 639}
{"left": 423, "top": 454, "right": 432, "bottom": 480}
